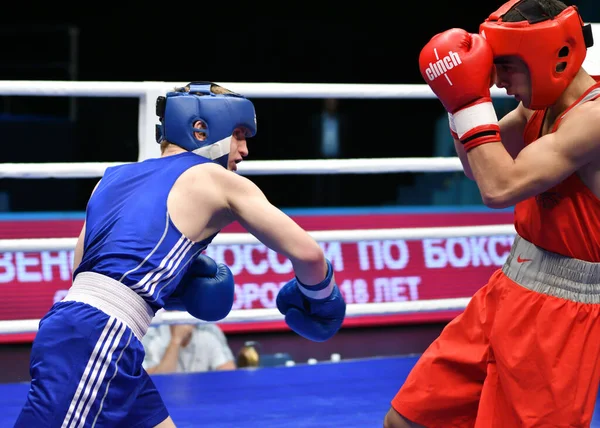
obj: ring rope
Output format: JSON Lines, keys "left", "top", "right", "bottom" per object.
{"left": 0, "top": 157, "right": 467, "bottom": 179}
{"left": 0, "top": 224, "right": 516, "bottom": 252}
{"left": 0, "top": 298, "right": 472, "bottom": 334}
{"left": 0, "top": 80, "right": 513, "bottom": 99}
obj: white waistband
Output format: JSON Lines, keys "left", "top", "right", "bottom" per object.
{"left": 63, "top": 272, "right": 154, "bottom": 340}
{"left": 502, "top": 235, "right": 600, "bottom": 303}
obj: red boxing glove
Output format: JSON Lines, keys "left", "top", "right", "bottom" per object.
{"left": 419, "top": 28, "right": 500, "bottom": 152}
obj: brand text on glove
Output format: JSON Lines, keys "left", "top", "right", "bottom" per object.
{"left": 425, "top": 50, "right": 462, "bottom": 81}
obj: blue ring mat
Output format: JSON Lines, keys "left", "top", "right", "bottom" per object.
{"left": 2, "top": 355, "right": 600, "bottom": 427}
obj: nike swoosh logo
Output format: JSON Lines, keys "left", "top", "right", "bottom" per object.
{"left": 517, "top": 256, "right": 532, "bottom": 263}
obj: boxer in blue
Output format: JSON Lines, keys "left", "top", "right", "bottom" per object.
{"left": 14, "top": 82, "right": 346, "bottom": 428}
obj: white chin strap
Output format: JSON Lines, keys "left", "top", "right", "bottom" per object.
{"left": 192, "top": 136, "right": 231, "bottom": 160}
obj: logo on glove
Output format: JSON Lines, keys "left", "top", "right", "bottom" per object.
{"left": 424, "top": 49, "right": 462, "bottom": 84}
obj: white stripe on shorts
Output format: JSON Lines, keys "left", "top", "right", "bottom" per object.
{"left": 61, "top": 316, "right": 126, "bottom": 428}
{"left": 91, "top": 330, "right": 133, "bottom": 427}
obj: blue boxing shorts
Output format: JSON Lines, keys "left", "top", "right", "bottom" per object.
{"left": 14, "top": 272, "right": 169, "bottom": 428}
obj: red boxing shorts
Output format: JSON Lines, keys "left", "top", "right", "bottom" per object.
{"left": 391, "top": 235, "right": 600, "bottom": 427}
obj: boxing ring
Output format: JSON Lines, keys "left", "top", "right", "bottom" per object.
{"left": 1, "top": 77, "right": 600, "bottom": 427}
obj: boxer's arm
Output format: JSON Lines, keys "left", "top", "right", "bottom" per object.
{"left": 454, "top": 106, "right": 527, "bottom": 180}
{"left": 468, "top": 101, "right": 600, "bottom": 208}
{"left": 215, "top": 169, "right": 327, "bottom": 286}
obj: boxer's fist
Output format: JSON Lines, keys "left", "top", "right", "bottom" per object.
{"left": 419, "top": 29, "right": 494, "bottom": 113}
{"left": 419, "top": 29, "right": 500, "bottom": 151}
{"left": 276, "top": 260, "right": 346, "bottom": 342}
{"left": 164, "top": 255, "right": 234, "bottom": 322}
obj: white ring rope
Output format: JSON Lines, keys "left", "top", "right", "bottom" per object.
{"left": 0, "top": 80, "right": 512, "bottom": 99}
{"left": 0, "top": 298, "right": 472, "bottom": 334}
{"left": 1, "top": 162, "right": 124, "bottom": 179}
{"left": 0, "top": 157, "right": 467, "bottom": 179}
{"left": 0, "top": 224, "right": 516, "bottom": 252}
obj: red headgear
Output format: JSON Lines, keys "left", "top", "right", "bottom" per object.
{"left": 480, "top": 0, "right": 593, "bottom": 110}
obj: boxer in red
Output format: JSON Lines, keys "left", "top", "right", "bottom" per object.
{"left": 385, "top": 1, "right": 600, "bottom": 426}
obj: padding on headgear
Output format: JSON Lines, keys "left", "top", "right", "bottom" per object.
{"left": 480, "top": 0, "right": 594, "bottom": 110}
{"left": 155, "top": 81, "right": 257, "bottom": 167}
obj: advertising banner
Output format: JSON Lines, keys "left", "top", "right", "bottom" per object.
{"left": 0, "top": 209, "right": 514, "bottom": 341}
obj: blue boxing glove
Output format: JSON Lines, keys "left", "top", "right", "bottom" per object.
{"left": 164, "top": 254, "right": 235, "bottom": 322}
{"left": 276, "top": 259, "right": 346, "bottom": 342}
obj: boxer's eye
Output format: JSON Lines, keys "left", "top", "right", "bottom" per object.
{"left": 233, "top": 128, "right": 248, "bottom": 139}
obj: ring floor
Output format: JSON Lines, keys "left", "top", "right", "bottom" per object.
{"left": 2, "top": 355, "right": 600, "bottom": 427}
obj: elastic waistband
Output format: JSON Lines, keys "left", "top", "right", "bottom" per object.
{"left": 502, "top": 235, "right": 600, "bottom": 303}
{"left": 64, "top": 272, "right": 154, "bottom": 340}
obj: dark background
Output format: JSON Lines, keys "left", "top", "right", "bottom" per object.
{"left": 0, "top": 0, "right": 570, "bottom": 212}
{"left": 0, "top": 1, "right": 597, "bottom": 211}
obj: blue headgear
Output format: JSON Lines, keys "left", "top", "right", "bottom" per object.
{"left": 155, "top": 82, "right": 257, "bottom": 168}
